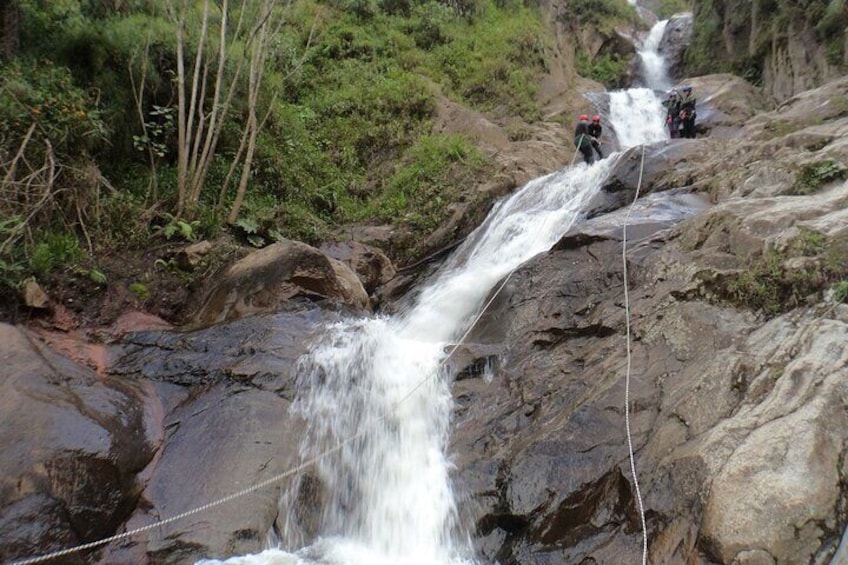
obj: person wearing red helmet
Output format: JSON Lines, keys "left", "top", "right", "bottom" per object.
{"left": 587, "top": 115, "right": 603, "bottom": 160}
{"left": 573, "top": 114, "right": 594, "bottom": 165}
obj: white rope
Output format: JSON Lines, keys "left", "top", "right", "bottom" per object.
{"left": 10, "top": 227, "right": 527, "bottom": 565}
{"left": 14, "top": 152, "right": 612, "bottom": 565}
{"left": 622, "top": 143, "right": 648, "bottom": 565}
{"left": 8, "top": 436, "right": 364, "bottom": 565}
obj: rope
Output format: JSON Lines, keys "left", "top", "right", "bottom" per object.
{"left": 8, "top": 437, "right": 366, "bottom": 565}
{"left": 14, "top": 152, "right": 608, "bottom": 565}
{"left": 622, "top": 143, "right": 648, "bottom": 565}
{"left": 10, "top": 207, "right": 540, "bottom": 565}
{"left": 571, "top": 133, "right": 585, "bottom": 166}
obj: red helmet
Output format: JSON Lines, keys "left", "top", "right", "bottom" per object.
{"left": 579, "top": 114, "right": 588, "bottom": 121}
{"left": 592, "top": 115, "right": 601, "bottom": 122}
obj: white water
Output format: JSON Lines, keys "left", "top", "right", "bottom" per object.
{"left": 638, "top": 19, "right": 671, "bottom": 91}
{"left": 609, "top": 88, "right": 668, "bottom": 148}
{"left": 199, "top": 50, "right": 671, "bottom": 565}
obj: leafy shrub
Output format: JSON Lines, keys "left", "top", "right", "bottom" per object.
{"left": 576, "top": 52, "right": 629, "bottom": 89}
{"left": 0, "top": 58, "right": 107, "bottom": 157}
{"left": 310, "top": 64, "right": 436, "bottom": 170}
{"left": 335, "top": 0, "right": 380, "bottom": 20}
{"left": 91, "top": 188, "right": 150, "bottom": 248}
{"left": 408, "top": 2, "right": 455, "bottom": 48}
{"left": 425, "top": 4, "right": 545, "bottom": 119}
{"left": 371, "top": 134, "right": 487, "bottom": 227}
{"left": 791, "top": 160, "right": 847, "bottom": 195}
{"left": 153, "top": 213, "right": 201, "bottom": 242}
{"left": 29, "top": 232, "right": 84, "bottom": 276}
{"left": 834, "top": 280, "right": 848, "bottom": 303}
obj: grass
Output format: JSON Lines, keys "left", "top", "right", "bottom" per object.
{"left": 790, "top": 160, "right": 847, "bottom": 195}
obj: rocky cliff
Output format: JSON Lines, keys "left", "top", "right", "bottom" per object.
{"left": 685, "top": 0, "right": 848, "bottom": 102}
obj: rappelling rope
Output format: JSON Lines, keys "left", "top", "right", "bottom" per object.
{"left": 571, "top": 134, "right": 585, "bottom": 166}
{"left": 13, "top": 152, "right": 607, "bottom": 565}
{"left": 622, "top": 143, "right": 648, "bottom": 565}
{"left": 9, "top": 214, "right": 532, "bottom": 565}
{"left": 7, "top": 433, "right": 368, "bottom": 565}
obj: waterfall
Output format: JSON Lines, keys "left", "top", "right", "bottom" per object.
{"left": 609, "top": 88, "right": 668, "bottom": 148}
{"left": 638, "top": 19, "right": 671, "bottom": 91}
{"left": 199, "top": 53, "right": 672, "bottom": 565}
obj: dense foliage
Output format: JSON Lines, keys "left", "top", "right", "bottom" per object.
{"left": 0, "top": 0, "right": 553, "bottom": 303}
{"left": 685, "top": 0, "right": 847, "bottom": 82}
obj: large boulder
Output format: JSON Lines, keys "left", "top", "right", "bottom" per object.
{"left": 658, "top": 13, "right": 693, "bottom": 80}
{"left": 319, "top": 240, "right": 396, "bottom": 296}
{"left": 670, "top": 74, "right": 772, "bottom": 138}
{"left": 194, "top": 240, "right": 370, "bottom": 325}
{"left": 98, "top": 306, "right": 336, "bottom": 563}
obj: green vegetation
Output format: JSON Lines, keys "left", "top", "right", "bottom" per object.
{"left": 561, "top": 0, "right": 639, "bottom": 33}
{"left": 576, "top": 52, "right": 630, "bottom": 90}
{"left": 553, "top": 0, "right": 637, "bottom": 91}
{"left": 129, "top": 282, "right": 150, "bottom": 301}
{"left": 686, "top": 0, "right": 846, "bottom": 79}
{"left": 367, "top": 134, "right": 487, "bottom": 258}
{"left": 724, "top": 250, "right": 819, "bottom": 317}
{"left": 717, "top": 230, "right": 848, "bottom": 318}
{"left": 791, "top": 227, "right": 826, "bottom": 256}
{"left": 1, "top": 0, "right": 563, "bottom": 306}
{"left": 657, "top": 0, "right": 691, "bottom": 18}
{"left": 790, "top": 160, "right": 847, "bottom": 195}
{"left": 29, "top": 233, "right": 83, "bottom": 277}
{"left": 834, "top": 280, "right": 848, "bottom": 303}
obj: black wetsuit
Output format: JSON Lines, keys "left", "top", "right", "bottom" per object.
{"left": 587, "top": 122, "right": 603, "bottom": 159}
{"left": 574, "top": 120, "right": 593, "bottom": 164}
{"left": 680, "top": 92, "right": 696, "bottom": 138}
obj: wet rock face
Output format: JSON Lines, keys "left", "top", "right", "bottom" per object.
{"left": 0, "top": 324, "right": 158, "bottom": 564}
{"left": 658, "top": 13, "right": 693, "bottom": 80}
{"left": 96, "top": 306, "right": 335, "bottom": 564}
{"left": 449, "top": 76, "right": 848, "bottom": 564}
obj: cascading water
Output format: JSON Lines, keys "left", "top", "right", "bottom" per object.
{"left": 200, "top": 30, "right": 671, "bottom": 565}
{"left": 638, "top": 20, "right": 671, "bottom": 91}
{"left": 609, "top": 88, "right": 668, "bottom": 147}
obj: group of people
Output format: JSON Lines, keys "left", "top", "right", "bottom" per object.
{"left": 573, "top": 114, "right": 604, "bottom": 165}
{"left": 662, "top": 84, "right": 696, "bottom": 139}
{"left": 572, "top": 84, "right": 697, "bottom": 165}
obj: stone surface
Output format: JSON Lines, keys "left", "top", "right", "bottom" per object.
{"left": 0, "top": 323, "right": 158, "bottom": 564}
{"left": 193, "top": 239, "right": 370, "bottom": 325}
